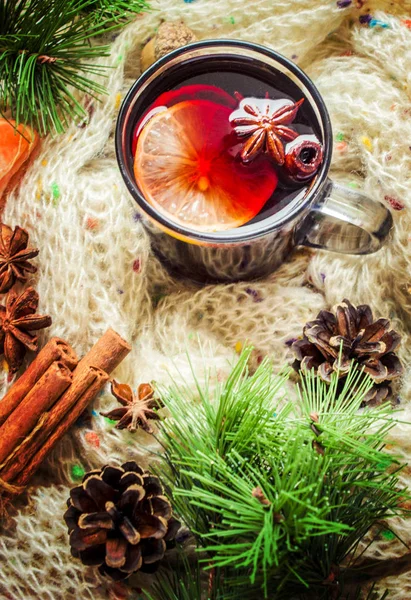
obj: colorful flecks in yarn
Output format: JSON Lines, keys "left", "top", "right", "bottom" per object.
{"left": 36, "top": 178, "right": 42, "bottom": 200}
{"left": 115, "top": 93, "right": 122, "bottom": 110}
{"left": 235, "top": 341, "right": 243, "bottom": 354}
{"left": 381, "top": 529, "right": 396, "bottom": 541}
{"left": 385, "top": 195, "right": 405, "bottom": 211}
{"left": 335, "top": 132, "right": 348, "bottom": 153}
{"left": 71, "top": 464, "right": 86, "bottom": 481}
{"left": 51, "top": 182, "right": 60, "bottom": 206}
{"left": 86, "top": 217, "right": 100, "bottom": 231}
{"left": 133, "top": 258, "right": 141, "bottom": 273}
{"left": 245, "top": 288, "right": 264, "bottom": 303}
{"left": 360, "top": 136, "right": 373, "bottom": 151}
{"left": 336, "top": 0, "right": 352, "bottom": 8}
{"left": 336, "top": 141, "right": 348, "bottom": 152}
{"left": 359, "top": 14, "right": 372, "bottom": 25}
{"left": 84, "top": 430, "right": 100, "bottom": 448}
{"left": 369, "top": 19, "right": 390, "bottom": 29}
{"left": 359, "top": 14, "right": 390, "bottom": 29}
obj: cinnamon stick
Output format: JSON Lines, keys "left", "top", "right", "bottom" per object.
{"left": 0, "top": 365, "right": 101, "bottom": 482}
{"left": 0, "top": 338, "right": 78, "bottom": 427}
{"left": 76, "top": 328, "right": 131, "bottom": 375}
{"left": 0, "top": 361, "right": 73, "bottom": 465}
{"left": 0, "top": 329, "right": 130, "bottom": 501}
{"left": 15, "top": 368, "right": 109, "bottom": 487}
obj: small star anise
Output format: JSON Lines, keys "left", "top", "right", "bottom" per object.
{"left": 0, "top": 224, "right": 39, "bottom": 293}
{"left": 0, "top": 287, "right": 52, "bottom": 373}
{"left": 230, "top": 97, "right": 304, "bottom": 164}
{"left": 101, "top": 381, "right": 162, "bottom": 433}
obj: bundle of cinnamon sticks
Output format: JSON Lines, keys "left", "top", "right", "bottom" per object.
{"left": 0, "top": 329, "right": 131, "bottom": 508}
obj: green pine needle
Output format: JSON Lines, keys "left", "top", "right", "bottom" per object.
{"left": 152, "top": 350, "right": 409, "bottom": 598}
{"left": 84, "top": 0, "right": 150, "bottom": 22}
{"left": 0, "top": 0, "right": 149, "bottom": 135}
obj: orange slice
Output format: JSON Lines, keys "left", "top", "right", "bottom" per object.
{"left": 0, "top": 120, "right": 39, "bottom": 202}
{"left": 133, "top": 100, "right": 278, "bottom": 232}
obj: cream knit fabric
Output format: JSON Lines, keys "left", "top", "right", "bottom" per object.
{"left": 1, "top": 0, "right": 411, "bottom": 598}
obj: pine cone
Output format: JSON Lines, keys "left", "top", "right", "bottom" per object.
{"left": 292, "top": 299, "right": 403, "bottom": 404}
{"left": 64, "top": 461, "right": 180, "bottom": 581}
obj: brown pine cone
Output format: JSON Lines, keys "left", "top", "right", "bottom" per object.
{"left": 64, "top": 461, "right": 180, "bottom": 581}
{"left": 292, "top": 299, "right": 403, "bottom": 404}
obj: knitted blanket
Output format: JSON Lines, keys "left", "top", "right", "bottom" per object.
{"left": 1, "top": 0, "right": 411, "bottom": 598}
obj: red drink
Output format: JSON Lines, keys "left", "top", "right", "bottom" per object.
{"left": 132, "top": 65, "right": 323, "bottom": 233}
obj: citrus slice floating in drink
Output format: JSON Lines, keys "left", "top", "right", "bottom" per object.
{"left": 132, "top": 85, "right": 237, "bottom": 154}
{"left": 133, "top": 100, "right": 278, "bottom": 232}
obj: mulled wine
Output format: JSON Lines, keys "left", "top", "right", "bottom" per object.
{"left": 131, "top": 57, "right": 324, "bottom": 233}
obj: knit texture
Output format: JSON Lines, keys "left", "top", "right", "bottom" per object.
{"left": 1, "top": 0, "right": 411, "bottom": 598}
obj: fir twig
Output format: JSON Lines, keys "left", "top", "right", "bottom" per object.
{"left": 152, "top": 350, "right": 409, "bottom": 599}
{"left": 0, "top": 0, "right": 149, "bottom": 135}
{"left": 83, "top": 0, "right": 150, "bottom": 22}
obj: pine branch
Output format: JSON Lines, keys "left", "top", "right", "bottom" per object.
{"left": 153, "top": 351, "right": 409, "bottom": 599}
{"left": 145, "top": 554, "right": 390, "bottom": 600}
{"left": 83, "top": 0, "right": 150, "bottom": 22}
{"left": 0, "top": 0, "right": 149, "bottom": 135}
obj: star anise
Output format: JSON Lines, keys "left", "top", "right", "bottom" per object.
{"left": 0, "top": 287, "right": 52, "bottom": 373}
{"left": 230, "top": 97, "right": 304, "bottom": 164}
{"left": 0, "top": 224, "right": 39, "bottom": 294}
{"left": 101, "top": 381, "right": 162, "bottom": 433}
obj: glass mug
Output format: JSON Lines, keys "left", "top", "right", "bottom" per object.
{"left": 115, "top": 40, "right": 392, "bottom": 283}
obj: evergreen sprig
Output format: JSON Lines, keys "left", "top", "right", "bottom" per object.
{"left": 84, "top": 0, "right": 150, "bottom": 22}
{"left": 0, "top": 0, "right": 149, "bottom": 135}
{"left": 148, "top": 350, "right": 408, "bottom": 599}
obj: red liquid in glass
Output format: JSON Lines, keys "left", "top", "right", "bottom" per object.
{"left": 132, "top": 68, "right": 322, "bottom": 233}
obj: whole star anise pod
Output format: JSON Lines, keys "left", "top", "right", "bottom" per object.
{"left": 101, "top": 381, "right": 162, "bottom": 433}
{"left": 0, "top": 224, "right": 39, "bottom": 293}
{"left": 292, "top": 299, "right": 403, "bottom": 404}
{"left": 230, "top": 97, "right": 304, "bottom": 164}
{"left": 0, "top": 287, "right": 52, "bottom": 373}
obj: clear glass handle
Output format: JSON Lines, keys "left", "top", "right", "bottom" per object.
{"left": 294, "top": 179, "right": 393, "bottom": 254}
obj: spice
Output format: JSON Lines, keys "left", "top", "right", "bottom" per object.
{"left": 76, "top": 328, "right": 131, "bottom": 375}
{"left": 230, "top": 98, "right": 303, "bottom": 164}
{"left": 0, "top": 329, "right": 131, "bottom": 506}
{"left": 283, "top": 137, "right": 324, "bottom": 182}
{"left": 101, "top": 381, "right": 161, "bottom": 433}
{"left": 0, "top": 361, "right": 73, "bottom": 465}
{"left": 0, "top": 337, "right": 78, "bottom": 427}
{"left": 0, "top": 366, "right": 107, "bottom": 483}
{"left": 0, "top": 287, "right": 52, "bottom": 373}
{"left": 0, "top": 224, "right": 39, "bottom": 294}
